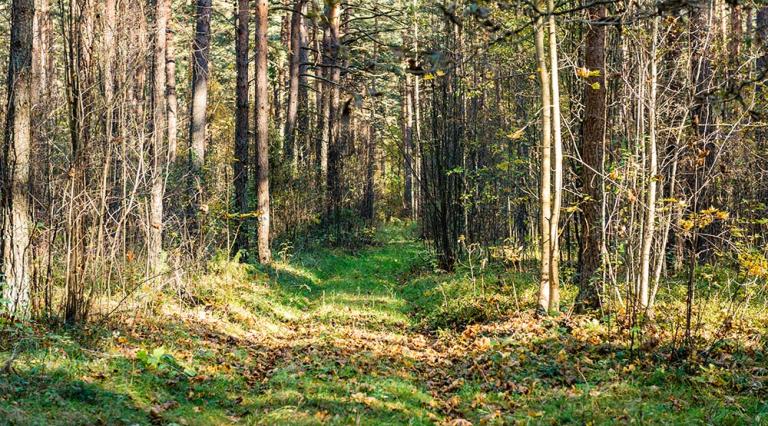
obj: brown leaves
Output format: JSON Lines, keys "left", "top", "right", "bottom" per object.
{"left": 149, "top": 400, "right": 179, "bottom": 420}
{"left": 446, "top": 418, "right": 473, "bottom": 426}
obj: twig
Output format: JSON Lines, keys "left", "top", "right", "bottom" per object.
{"left": 2, "top": 342, "right": 22, "bottom": 375}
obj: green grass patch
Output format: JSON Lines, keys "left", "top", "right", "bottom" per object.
{"left": 2, "top": 223, "right": 767, "bottom": 425}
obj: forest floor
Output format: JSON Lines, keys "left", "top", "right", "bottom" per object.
{"left": 1, "top": 225, "right": 767, "bottom": 425}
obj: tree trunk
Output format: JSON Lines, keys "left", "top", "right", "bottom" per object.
{"left": 275, "top": 8, "right": 290, "bottom": 138}
{"left": 233, "top": 0, "right": 250, "bottom": 257}
{"left": 149, "top": 0, "right": 169, "bottom": 277}
{"left": 547, "top": 0, "right": 562, "bottom": 313}
{"left": 32, "top": 0, "right": 51, "bottom": 95}
{"left": 316, "top": 25, "right": 330, "bottom": 186}
{"left": 189, "top": 0, "right": 212, "bottom": 228}
{"left": 411, "top": 0, "right": 422, "bottom": 220}
{"left": 284, "top": 0, "right": 307, "bottom": 175}
{"left": 254, "top": 0, "right": 271, "bottom": 263}
{"left": 403, "top": 73, "right": 414, "bottom": 217}
{"left": 690, "top": 2, "right": 713, "bottom": 141}
{"left": 297, "top": 6, "right": 310, "bottom": 168}
{"left": 362, "top": 118, "right": 376, "bottom": 221}
{"left": 325, "top": 0, "right": 342, "bottom": 219}
{"left": 166, "top": 23, "right": 178, "bottom": 164}
{"left": 757, "top": 7, "right": 767, "bottom": 173}
{"left": 2, "top": 0, "right": 34, "bottom": 319}
{"left": 534, "top": 5, "right": 553, "bottom": 314}
{"left": 639, "top": 17, "right": 659, "bottom": 313}
{"left": 576, "top": 3, "right": 606, "bottom": 312}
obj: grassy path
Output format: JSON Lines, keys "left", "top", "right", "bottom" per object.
{"left": 252, "top": 225, "right": 444, "bottom": 424}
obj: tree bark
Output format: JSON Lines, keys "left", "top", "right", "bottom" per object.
{"left": 534, "top": 5, "right": 553, "bottom": 314}
{"left": 362, "top": 117, "right": 376, "bottom": 221}
{"left": 297, "top": 6, "right": 310, "bottom": 168}
{"left": 254, "top": 0, "right": 271, "bottom": 263}
{"left": 316, "top": 25, "right": 330, "bottom": 186}
{"left": 547, "top": 0, "right": 562, "bottom": 313}
{"left": 640, "top": 17, "right": 660, "bottom": 312}
{"left": 757, "top": 7, "right": 767, "bottom": 163}
{"left": 690, "top": 2, "right": 713, "bottom": 140}
{"left": 233, "top": 0, "right": 250, "bottom": 256}
{"left": 166, "top": 23, "right": 178, "bottom": 164}
{"left": 325, "top": 0, "right": 342, "bottom": 219}
{"left": 576, "top": 3, "right": 606, "bottom": 312}
{"left": 403, "top": 73, "right": 414, "bottom": 217}
{"left": 189, "top": 0, "right": 212, "bottom": 227}
{"left": 2, "top": 0, "right": 34, "bottom": 319}
{"left": 149, "top": 0, "right": 169, "bottom": 277}
{"left": 284, "top": 0, "right": 308, "bottom": 175}
{"left": 32, "top": 0, "right": 51, "bottom": 96}
{"left": 411, "top": 0, "right": 422, "bottom": 220}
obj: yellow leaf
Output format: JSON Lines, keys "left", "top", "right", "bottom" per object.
{"left": 450, "top": 396, "right": 462, "bottom": 406}
{"left": 423, "top": 73, "right": 435, "bottom": 81}
{"left": 576, "top": 67, "right": 590, "bottom": 78}
{"left": 506, "top": 128, "right": 525, "bottom": 140}
{"left": 436, "top": 69, "right": 446, "bottom": 77}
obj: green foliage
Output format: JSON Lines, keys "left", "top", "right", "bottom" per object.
{"left": 403, "top": 269, "right": 536, "bottom": 330}
{"left": 135, "top": 347, "right": 196, "bottom": 378}
{"left": 2, "top": 225, "right": 767, "bottom": 425}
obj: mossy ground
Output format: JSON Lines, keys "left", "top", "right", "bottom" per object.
{"left": 1, "top": 224, "right": 767, "bottom": 425}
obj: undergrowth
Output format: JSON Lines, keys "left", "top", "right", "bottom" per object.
{"left": 1, "top": 224, "right": 767, "bottom": 425}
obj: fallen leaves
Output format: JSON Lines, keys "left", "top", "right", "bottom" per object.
{"left": 149, "top": 400, "right": 179, "bottom": 420}
{"left": 17, "top": 231, "right": 767, "bottom": 426}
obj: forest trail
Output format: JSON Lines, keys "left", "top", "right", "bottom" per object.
{"left": 250, "top": 225, "right": 448, "bottom": 424}
{"left": 4, "top": 225, "right": 765, "bottom": 425}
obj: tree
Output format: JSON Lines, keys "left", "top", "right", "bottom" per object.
{"left": 757, "top": 7, "right": 767, "bottom": 158}
{"left": 403, "top": 72, "right": 415, "bottom": 217}
{"left": 534, "top": 1, "right": 553, "bottom": 315}
{"left": 546, "top": 0, "right": 563, "bottom": 313}
{"left": 285, "top": 0, "right": 308, "bottom": 175}
{"left": 315, "top": 4, "right": 330, "bottom": 187}
{"left": 189, "top": 0, "right": 212, "bottom": 230}
{"left": 576, "top": 3, "right": 606, "bottom": 312}
{"left": 297, "top": 6, "right": 310, "bottom": 169}
{"left": 166, "top": 21, "right": 179, "bottom": 164}
{"left": 233, "top": 0, "right": 250, "bottom": 256}
{"left": 254, "top": 0, "right": 271, "bottom": 263}
{"left": 684, "top": 0, "right": 713, "bottom": 341}
{"left": 149, "top": 0, "right": 169, "bottom": 277}
{"left": 2, "top": 0, "right": 34, "bottom": 319}
{"left": 639, "top": 17, "right": 660, "bottom": 313}
{"left": 325, "top": 0, "right": 342, "bottom": 220}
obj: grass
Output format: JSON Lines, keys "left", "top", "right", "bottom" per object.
{"left": 1, "top": 223, "right": 767, "bottom": 425}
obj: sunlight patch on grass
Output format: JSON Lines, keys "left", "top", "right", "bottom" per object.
{"left": 310, "top": 303, "right": 408, "bottom": 328}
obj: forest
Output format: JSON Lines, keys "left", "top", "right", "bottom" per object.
{"left": 1, "top": 0, "right": 767, "bottom": 424}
